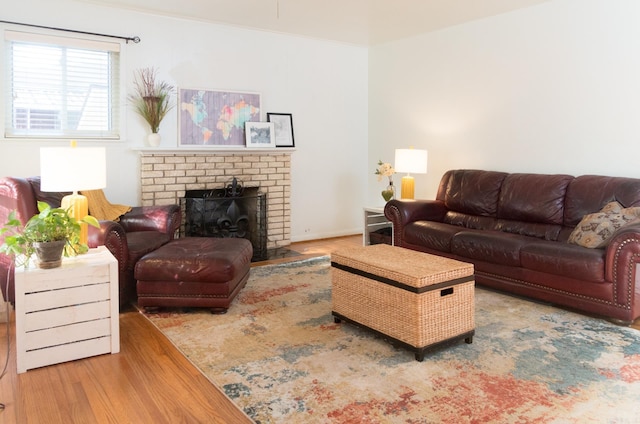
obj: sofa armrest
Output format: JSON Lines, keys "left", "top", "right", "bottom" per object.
{"left": 605, "top": 222, "right": 640, "bottom": 314}
{"left": 118, "top": 204, "right": 181, "bottom": 238}
{"left": 385, "top": 199, "right": 448, "bottom": 248}
{"left": 88, "top": 220, "right": 131, "bottom": 306}
{"left": 88, "top": 221, "right": 128, "bottom": 261}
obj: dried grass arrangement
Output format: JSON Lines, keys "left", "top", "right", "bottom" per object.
{"left": 129, "top": 67, "right": 174, "bottom": 134}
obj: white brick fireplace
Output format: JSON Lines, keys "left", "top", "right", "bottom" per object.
{"left": 138, "top": 150, "right": 291, "bottom": 249}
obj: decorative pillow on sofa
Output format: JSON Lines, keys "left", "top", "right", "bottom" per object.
{"left": 568, "top": 201, "right": 640, "bottom": 248}
{"left": 27, "top": 176, "right": 72, "bottom": 208}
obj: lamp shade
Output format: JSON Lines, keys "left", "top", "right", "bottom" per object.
{"left": 40, "top": 147, "right": 107, "bottom": 192}
{"left": 394, "top": 149, "right": 428, "bottom": 174}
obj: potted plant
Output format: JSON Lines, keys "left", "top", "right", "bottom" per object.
{"left": 128, "top": 67, "right": 174, "bottom": 146}
{"left": 0, "top": 201, "right": 100, "bottom": 269}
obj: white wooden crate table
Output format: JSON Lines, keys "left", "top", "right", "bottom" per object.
{"left": 15, "top": 246, "right": 119, "bottom": 373}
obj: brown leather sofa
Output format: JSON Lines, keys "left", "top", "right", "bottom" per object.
{"left": 385, "top": 169, "right": 640, "bottom": 323}
{"left": 0, "top": 176, "right": 181, "bottom": 308}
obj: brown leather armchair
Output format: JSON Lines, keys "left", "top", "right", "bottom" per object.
{"left": 0, "top": 176, "right": 181, "bottom": 308}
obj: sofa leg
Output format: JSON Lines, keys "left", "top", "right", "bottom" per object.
{"left": 210, "top": 307, "right": 228, "bottom": 314}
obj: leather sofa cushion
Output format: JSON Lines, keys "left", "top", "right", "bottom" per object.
{"left": 494, "top": 219, "right": 562, "bottom": 241}
{"left": 443, "top": 170, "right": 507, "bottom": 217}
{"left": 497, "top": 173, "right": 572, "bottom": 225}
{"left": 451, "top": 230, "right": 529, "bottom": 266}
{"left": 127, "top": 231, "right": 172, "bottom": 264}
{"left": 564, "top": 175, "right": 640, "bottom": 227}
{"left": 443, "top": 211, "right": 498, "bottom": 231}
{"left": 404, "top": 221, "right": 462, "bottom": 252}
{"left": 521, "top": 241, "right": 605, "bottom": 282}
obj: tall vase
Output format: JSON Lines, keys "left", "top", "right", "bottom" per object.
{"left": 147, "top": 133, "right": 161, "bottom": 147}
{"left": 381, "top": 181, "right": 395, "bottom": 202}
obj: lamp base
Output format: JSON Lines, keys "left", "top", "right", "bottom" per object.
{"left": 61, "top": 192, "right": 89, "bottom": 248}
{"left": 400, "top": 175, "right": 415, "bottom": 200}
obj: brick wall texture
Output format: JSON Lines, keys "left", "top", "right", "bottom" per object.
{"left": 139, "top": 152, "right": 291, "bottom": 249}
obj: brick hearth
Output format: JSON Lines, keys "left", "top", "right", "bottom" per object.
{"left": 139, "top": 151, "right": 291, "bottom": 249}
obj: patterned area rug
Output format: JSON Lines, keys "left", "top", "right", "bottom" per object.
{"left": 142, "top": 257, "right": 640, "bottom": 423}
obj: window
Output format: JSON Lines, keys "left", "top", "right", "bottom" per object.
{"left": 4, "top": 31, "right": 121, "bottom": 139}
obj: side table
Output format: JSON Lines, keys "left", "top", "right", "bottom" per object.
{"left": 15, "top": 246, "right": 120, "bottom": 373}
{"left": 363, "top": 206, "right": 394, "bottom": 246}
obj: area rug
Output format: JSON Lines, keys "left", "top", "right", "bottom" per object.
{"left": 142, "top": 257, "right": 640, "bottom": 423}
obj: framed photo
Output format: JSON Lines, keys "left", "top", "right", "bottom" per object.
{"left": 178, "top": 88, "right": 261, "bottom": 147}
{"left": 267, "top": 113, "right": 295, "bottom": 147}
{"left": 245, "top": 122, "right": 275, "bottom": 148}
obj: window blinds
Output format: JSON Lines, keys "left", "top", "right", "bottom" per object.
{"left": 4, "top": 30, "right": 121, "bottom": 139}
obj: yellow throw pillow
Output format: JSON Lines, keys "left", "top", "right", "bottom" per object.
{"left": 568, "top": 201, "right": 640, "bottom": 248}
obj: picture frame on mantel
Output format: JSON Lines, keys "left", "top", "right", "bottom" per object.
{"left": 245, "top": 122, "right": 275, "bottom": 148}
{"left": 267, "top": 113, "right": 295, "bottom": 147}
{"left": 178, "top": 88, "right": 261, "bottom": 147}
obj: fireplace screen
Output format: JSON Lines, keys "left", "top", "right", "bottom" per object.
{"left": 180, "top": 185, "right": 267, "bottom": 261}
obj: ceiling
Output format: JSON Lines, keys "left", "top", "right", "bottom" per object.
{"left": 82, "top": 0, "right": 551, "bottom": 46}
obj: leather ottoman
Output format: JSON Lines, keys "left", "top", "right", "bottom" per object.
{"left": 135, "top": 237, "right": 253, "bottom": 313}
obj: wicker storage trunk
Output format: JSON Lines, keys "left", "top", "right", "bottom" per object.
{"left": 331, "top": 244, "right": 475, "bottom": 361}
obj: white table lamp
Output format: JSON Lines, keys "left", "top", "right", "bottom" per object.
{"left": 40, "top": 142, "right": 107, "bottom": 246}
{"left": 395, "top": 148, "right": 428, "bottom": 200}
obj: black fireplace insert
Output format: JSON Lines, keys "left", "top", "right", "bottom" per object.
{"left": 180, "top": 183, "right": 267, "bottom": 261}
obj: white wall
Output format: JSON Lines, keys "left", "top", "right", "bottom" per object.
{"left": 1, "top": 0, "right": 369, "bottom": 242}
{"left": 369, "top": 0, "right": 640, "bottom": 204}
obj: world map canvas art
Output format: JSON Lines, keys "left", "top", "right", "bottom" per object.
{"left": 179, "top": 88, "right": 261, "bottom": 146}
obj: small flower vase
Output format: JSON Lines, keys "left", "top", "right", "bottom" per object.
{"left": 381, "top": 181, "right": 395, "bottom": 202}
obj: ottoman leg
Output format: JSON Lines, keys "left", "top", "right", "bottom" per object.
{"left": 210, "top": 307, "right": 228, "bottom": 314}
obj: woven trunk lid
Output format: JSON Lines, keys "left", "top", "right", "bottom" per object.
{"left": 331, "top": 244, "right": 473, "bottom": 290}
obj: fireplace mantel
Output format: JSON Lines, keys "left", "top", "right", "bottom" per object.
{"left": 132, "top": 147, "right": 295, "bottom": 153}
{"left": 138, "top": 150, "right": 291, "bottom": 250}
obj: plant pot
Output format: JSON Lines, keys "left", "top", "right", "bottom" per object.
{"left": 33, "top": 240, "right": 66, "bottom": 269}
{"left": 147, "top": 133, "right": 161, "bottom": 147}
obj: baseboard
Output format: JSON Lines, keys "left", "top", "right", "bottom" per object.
{"left": 291, "top": 230, "right": 361, "bottom": 243}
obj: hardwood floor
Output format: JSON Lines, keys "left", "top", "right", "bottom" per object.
{"left": 0, "top": 233, "right": 638, "bottom": 424}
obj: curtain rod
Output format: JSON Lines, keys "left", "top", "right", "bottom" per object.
{"left": 0, "top": 20, "right": 140, "bottom": 44}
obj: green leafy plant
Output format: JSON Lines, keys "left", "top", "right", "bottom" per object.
{"left": 0, "top": 201, "right": 100, "bottom": 267}
{"left": 129, "top": 67, "right": 174, "bottom": 133}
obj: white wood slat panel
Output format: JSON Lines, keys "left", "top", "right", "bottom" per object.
{"left": 24, "top": 283, "right": 109, "bottom": 313}
{"left": 25, "top": 318, "right": 111, "bottom": 351}
{"left": 22, "top": 337, "right": 112, "bottom": 372}
{"left": 24, "top": 300, "right": 111, "bottom": 332}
